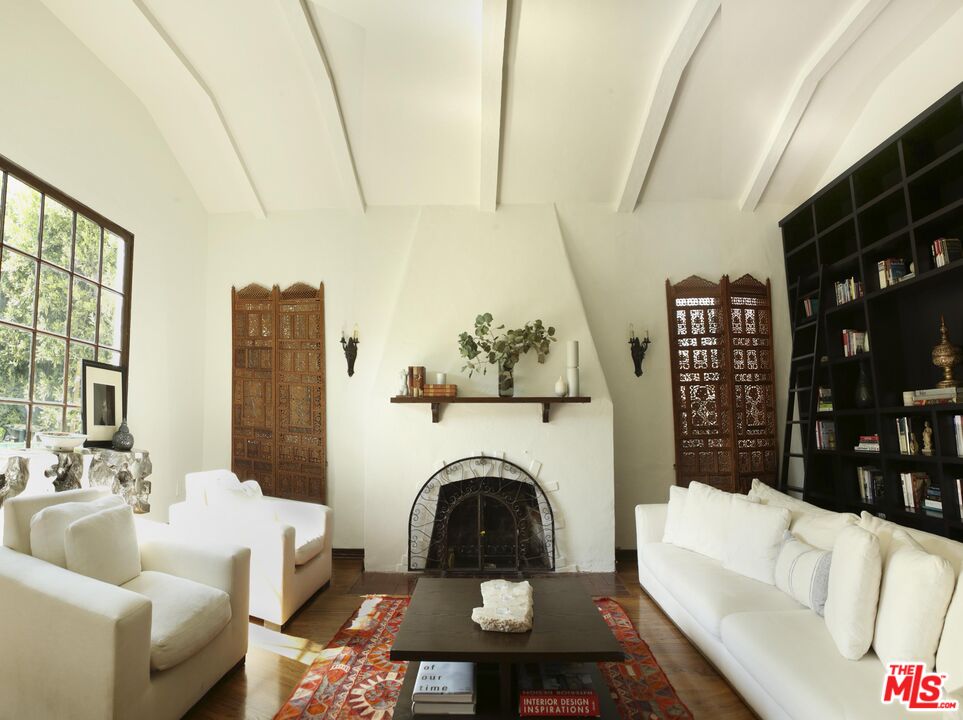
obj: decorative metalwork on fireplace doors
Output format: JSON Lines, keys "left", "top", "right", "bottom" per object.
{"left": 408, "top": 456, "right": 555, "bottom": 573}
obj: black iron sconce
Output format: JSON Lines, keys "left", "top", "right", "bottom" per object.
{"left": 628, "top": 325, "right": 651, "bottom": 377}
{"left": 341, "top": 325, "right": 359, "bottom": 377}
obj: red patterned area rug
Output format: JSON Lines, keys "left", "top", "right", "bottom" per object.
{"left": 274, "top": 595, "right": 693, "bottom": 720}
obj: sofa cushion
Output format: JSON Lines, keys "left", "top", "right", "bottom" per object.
{"left": 824, "top": 525, "right": 882, "bottom": 660}
{"left": 723, "top": 501, "right": 791, "bottom": 585}
{"left": 748, "top": 478, "right": 833, "bottom": 520}
{"left": 64, "top": 505, "right": 142, "bottom": 586}
{"left": 207, "top": 487, "right": 276, "bottom": 524}
{"left": 721, "top": 610, "right": 908, "bottom": 720}
{"left": 859, "top": 511, "right": 963, "bottom": 570}
{"left": 122, "top": 570, "right": 232, "bottom": 671}
{"left": 639, "top": 543, "right": 803, "bottom": 638}
{"left": 774, "top": 533, "right": 832, "bottom": 615}
{"left": 790, "top": 511, "right": 858, "bottom": 551}
{"left": 939, "top": 578, "right": 963, "bottom": 692}
{"left": 662, "top": 486, "right": 688, "bottom": 546}
{"left": 874, "top": 530, "right": 955, "bottom": 670}
{"left": 29, "top": 494, "right": 124, "bottom": 568}
{"left": 675, "top": 481, "right": 741, "bottom": 562}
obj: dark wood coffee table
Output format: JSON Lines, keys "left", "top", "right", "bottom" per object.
{"left": 390, "top": 578, "right": 625, "bottom": 719}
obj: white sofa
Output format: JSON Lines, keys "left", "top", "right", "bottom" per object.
{"left": 0, "top": 488, "right": 250, "bottom": 720}
{"left": 168, "top": 470, "right": 332, "bottom": 629}
{"left": 636, "top": 487, "right": 963, "bottom": 720}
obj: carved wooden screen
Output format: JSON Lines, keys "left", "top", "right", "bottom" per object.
{"left": 666, "top": 274, "right": 777, "bottom": 493}
{"left": 231, "top": 283, "right": 326, "bottom": 503}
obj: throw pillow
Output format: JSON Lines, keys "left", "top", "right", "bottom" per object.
{"left": 675, "top": 481, "right": 736, "bottom": 562}
{"left": 874, "top": 530, "right": 955, "bottom": 670}
{"left": 662, "top": 486, "right": 688, "bottom": 545}
{"left": 824, "top": 525, "right": 882, "bottom": 660}
{"left": 790, "top": 511, "right": 858, "bottom": 550}
{"left": 65, "top": 505, "right": 142, "bottom": 585}
{"left": 774, "top": 532, "right": 832, "bottom": 615}
{"left": 723, "top": 501, "right": 791, "bottom": 584}
{"left": 747, "top": 478, "right": 832, "bottom": 520}
{"left": 29, "top": 494, "right": 125, "bottom": 567}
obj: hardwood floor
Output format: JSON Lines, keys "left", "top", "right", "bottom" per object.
{"left": 186, "top": 557, "right": 754, "bottom": 720}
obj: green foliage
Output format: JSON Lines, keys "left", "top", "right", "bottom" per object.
{"left": 0, "top": 177, "right": 123, "bottom": 447}
{"left": 457, "top": 313, "right": 557, "bottom": 377}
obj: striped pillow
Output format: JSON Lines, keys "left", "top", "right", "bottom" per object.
{"left": 774, "top": 532, "right": 832, "bottom": 615}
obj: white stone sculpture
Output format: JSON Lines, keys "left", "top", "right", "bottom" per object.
{"left": 471, "top": 579, "right": 534, "bottom": 633}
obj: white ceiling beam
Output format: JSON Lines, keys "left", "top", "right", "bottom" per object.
{"left": 480, "top": 0, "right": 510, "bottom": 212}
{"left": 740, "top": 0, "right": 891, "bottom": 211}
{"left": 280, "top": 0, "right": 365, "bottom": 213}
{"left": 617, "top": 0, "right": 720, "bottom": 213}
{"left": 132, "top": 0, "right": 266, "bottom": 219}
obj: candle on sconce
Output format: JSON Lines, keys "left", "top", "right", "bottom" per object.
{"left": 353, "top": 324, "right": 359, "bottom": 341}
{"left": 629, "top": 323, "right": 636, "bottom": 340}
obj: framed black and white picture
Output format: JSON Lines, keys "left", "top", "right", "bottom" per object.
{"left": 82, "top": 360, "right": 127, "bottom": 447}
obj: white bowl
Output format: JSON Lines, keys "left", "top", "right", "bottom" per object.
{"left": 37, "top": 432, "right": 87, "bottom": 451}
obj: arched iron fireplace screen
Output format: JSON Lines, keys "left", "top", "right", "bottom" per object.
{"left": 408, "top": 456, "right": 555, "bottom": 572}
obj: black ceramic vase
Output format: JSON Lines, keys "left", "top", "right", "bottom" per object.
{"left": 855, "top": 363, "right": 873, "bottom": 408}
{"left": 112, "top": 419, "right": 134, "bottom": 451}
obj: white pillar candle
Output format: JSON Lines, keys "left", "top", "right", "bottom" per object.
{"left": 567, "top": 340, "right": 579, "bottom": 368}
{"left": 435, "top": 372, "right": 447, "bottom": 385}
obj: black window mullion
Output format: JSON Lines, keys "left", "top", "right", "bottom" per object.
{"left": 24, "top": 192, "right": 46, "bottom": 445}
{"left": 93, "top": 225, "right": 103, "bottom": 358}
{"left": 62, "top": 211, "right": 76, "bottom": 423}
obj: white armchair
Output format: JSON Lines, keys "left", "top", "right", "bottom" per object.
{"left": 0, "top": 488, "right": 250, "bottom": 720}
{"left": 168, "top": 470, "right": 332, "bottom": 629}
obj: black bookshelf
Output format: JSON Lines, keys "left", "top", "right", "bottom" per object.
{"left": 779, "top": 81, "right": 963, "bottom": 542}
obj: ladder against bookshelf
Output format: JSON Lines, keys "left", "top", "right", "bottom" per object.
{"left": 779, "top": 81, "right": 963, "bottom": 542}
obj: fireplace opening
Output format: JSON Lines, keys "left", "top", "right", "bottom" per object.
{"left": 408, "top": 457, "right": 554, "bottom": 573}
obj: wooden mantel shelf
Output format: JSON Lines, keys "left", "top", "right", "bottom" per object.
{"left": 390, "top": 396, "right": 591, "bottom": 423}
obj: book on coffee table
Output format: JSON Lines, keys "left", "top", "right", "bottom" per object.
{"left": 412, "top": 661, "right": 476, "bottom": 704}
{"left": 517, "top": 663, "right": 601, "bottom": 717}
{"left": 411, "top": 701, "right": 477, "bottom": 715}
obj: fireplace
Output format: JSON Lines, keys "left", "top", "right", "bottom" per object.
{"left": 408, "top": 456, "right": 555, "bottom": 573}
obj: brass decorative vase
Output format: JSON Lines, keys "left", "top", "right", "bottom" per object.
{"left": 932, "top": 316, "right": 963, "bottom": 389}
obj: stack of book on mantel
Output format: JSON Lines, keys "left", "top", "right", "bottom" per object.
{"left": 411, "top": 662, "right": 476, "bottom": 715}
{"left": 903, "top": 387, "right": 961, "bottom": 406}
{"left": 423, "top": 384, "right": 458, "bottom": 398}
{"left": 518, "top": 664, "right": 601, "bottom": 718}
{"left": 854, "top": 434, "right": 879, "bottom": 453}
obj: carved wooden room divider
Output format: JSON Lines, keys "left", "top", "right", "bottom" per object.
{"left": 231, "top": 282, "right": 326, "bottom": 503}
{"left": 665, "top": 274, "right": 777, "bottom": 493}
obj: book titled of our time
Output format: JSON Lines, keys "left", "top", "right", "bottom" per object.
{"left": 412, "top": 661, "right": 476, "bottom": 715}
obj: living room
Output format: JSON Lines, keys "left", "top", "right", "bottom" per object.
{"left": 1, "top": 0, "right": 962, "bottom": 718}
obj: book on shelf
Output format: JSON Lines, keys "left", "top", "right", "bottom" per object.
{"left": 518, "top": 664, "right": 600, "bottom": 718}
{"left": 841, "top": 329, "right": 870, "bottom": 357}
{"left": 816, "top": 420, "right": 836, "bottom": 450}
{"left": 899, "top": 472, "right": 929, "bottom": 511}
{"left": 957, "top": 478, "right": 963, "bottom": 516}
{"left": 932, "top": 237, "right": 962, "bottom": 268}
{"left": 802, "top": 296, "right": 819, "bottom": 319}
{"left": 834, "top": 276, "right": 864, "bottom": 306}
{"left": 924, "top": 484, "right": 943, "bottom": 513}
{"left": 877, "top": 258, "right": 909, "bottom": 289}
{"left": 817, "top": 387, "right": 833, "bottom": 412}
{"left": 856, "top": 466, "right": 884, "bottom": 504}
{"left": 896, "top": 416, "right": 920, "bottom": 454}
{"left": 412, "top": 662, "right": 476, "bottom": 705}
{"left": 955, "top": 416, "right": 963, "bottom": 456}
{"left": 902, "top": 388, "right": 961, "bottom": 406}
{"left": 854, "top": 434, "right": 880, "bottom": 453}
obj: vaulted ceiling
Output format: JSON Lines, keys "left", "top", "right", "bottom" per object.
{"left": 35, "top": 0, "right": 962, "bottom": 216}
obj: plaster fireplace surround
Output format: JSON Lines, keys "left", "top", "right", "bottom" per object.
{"left": 408, "top": 456, "right": 555, "bottom": 573}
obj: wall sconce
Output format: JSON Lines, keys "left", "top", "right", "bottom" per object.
{"left": 341, "top": 325, "right": 359, "bottom": 376}
{"left": 628, "top": 324, "right": 651, "bottom": 377}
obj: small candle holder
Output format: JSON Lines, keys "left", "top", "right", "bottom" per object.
{"left": 341, "top": 329, "right": 359, "bottom": 377}
{"left": 628, "top": 329, "right": 652, "bottom": 377}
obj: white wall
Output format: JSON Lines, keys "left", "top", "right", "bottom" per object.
{"left": 203, "top": 208, "right": 419, "bottom": 547}
{"left": 0, "top": 0, "right": 209, "bottom": 520}
{"left": 818, "top": 6, "right": 963, "bottom": 191}
{"left": 557, "top": 201, "right": 792, "bottom": 548}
